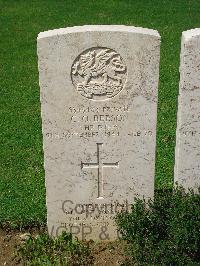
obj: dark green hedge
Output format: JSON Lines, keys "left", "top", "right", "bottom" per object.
{"left": 116, "top": 187, "right": 200, "bottom": 265}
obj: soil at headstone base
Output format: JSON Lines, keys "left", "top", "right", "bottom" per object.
{"left": 0, "top": 228, "right": 41, "bottom": 265}
{"left": 0, "top": 228, "right": 127, "bottom": 265}
{"left": 0, "top": 228, "right": 23, "bottom": 266}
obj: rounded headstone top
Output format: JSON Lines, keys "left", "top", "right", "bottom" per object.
{"left": 37, "top": 25, "right": 160, "bottom": 40}
{"left": 182, "top": 28, "right": 200, "bottom": 41}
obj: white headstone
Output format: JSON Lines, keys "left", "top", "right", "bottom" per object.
{"left": 37, "top": 25, "right": 160, "bottom": 241}
{"left": 174, "top": 29, "right": 200, "bottom": 192}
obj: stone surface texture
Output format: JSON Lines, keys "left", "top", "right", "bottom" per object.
{"left": 174, "top": 29, "right": 200, "bottom": 192}
{"left": 37, "top": 25, "right": 160, "bottom": 240}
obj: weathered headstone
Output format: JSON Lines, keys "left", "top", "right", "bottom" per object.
{"left": 37, "top": 25, "right": 160, "bottom": 240}
{"left": 174, "top": 29, "right": 200, "bottom": 191}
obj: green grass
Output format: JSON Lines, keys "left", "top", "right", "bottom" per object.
{"left": 0, "top": 0, "right": 200, "bottom": 225}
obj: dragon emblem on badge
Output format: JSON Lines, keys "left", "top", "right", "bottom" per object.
{"left": 71, "top": 47, "right": 127, "bottom": 100}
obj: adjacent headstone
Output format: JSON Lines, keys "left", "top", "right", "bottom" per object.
{"left": 174, "top": 29, "right": 200, "bottom": 191}
{"left": 37, "top": 25, "right": 160, "bottom": 241}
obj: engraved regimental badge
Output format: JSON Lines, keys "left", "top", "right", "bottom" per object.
{"left": 71, "top": 47, "right": 127, "bottom": 100}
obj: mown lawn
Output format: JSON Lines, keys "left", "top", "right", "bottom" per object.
{"left": 0, "top": 0, "right": 200, "bottom": 225}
